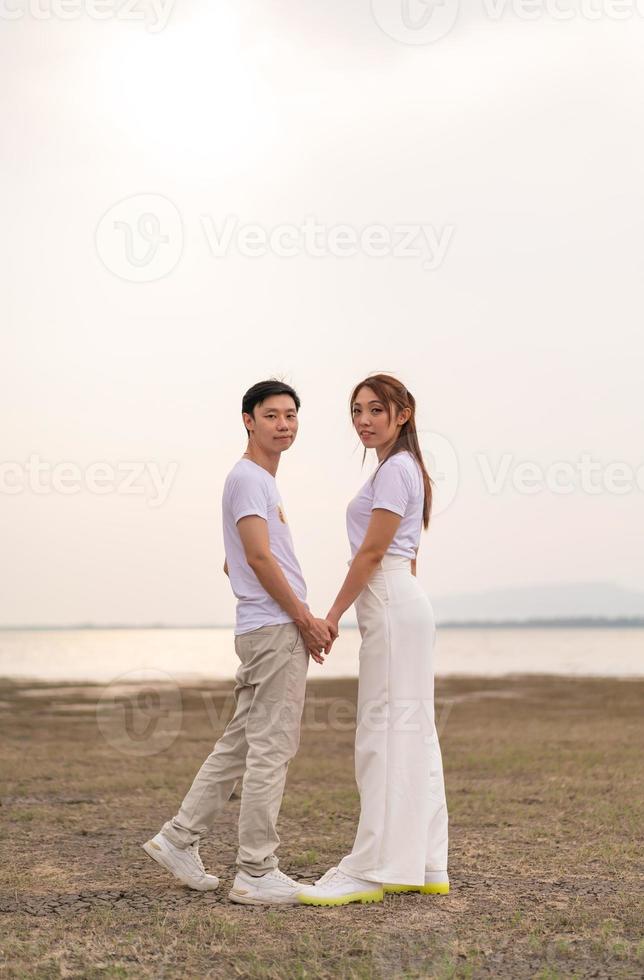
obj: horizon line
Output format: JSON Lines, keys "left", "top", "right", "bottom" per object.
{"left": 1, "top": 617, "right": 644, "bottom": 631}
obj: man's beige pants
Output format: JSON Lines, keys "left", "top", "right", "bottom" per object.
{"left": 161, "top": 622, "right": 308, "bottom": 876}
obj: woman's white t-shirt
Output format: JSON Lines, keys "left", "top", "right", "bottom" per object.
{"left": 346, "top": 450, "right": 425, "bottom": 560}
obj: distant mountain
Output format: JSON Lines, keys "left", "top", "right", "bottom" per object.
{"left": 439, "top": 617, "right": 644, "bottom": 629}
{"left": 431, "top": 582, "right": 644, "bottom": 624}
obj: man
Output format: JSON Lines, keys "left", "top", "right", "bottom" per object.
{"left": 142, "top": 379, "right": 335, "bottom": 905}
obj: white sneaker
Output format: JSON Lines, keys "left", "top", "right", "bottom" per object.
{"left": 384, "top": 871, "right": 450, "bottom": 895}
{"left": 314, "top": 867, "right": 340, "bottom": 886}
{"left": 229, "top": 868, "right": 304, "bottom": 906}
{"left": 298, "top": 867, "right": 383, "bottom": 906}
{"left": 142, "top": 832, "right": 220, "bottom": 891}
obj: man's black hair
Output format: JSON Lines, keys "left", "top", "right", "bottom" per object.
{"left": 241, "top": 379, "right": 301, "bottom": 433}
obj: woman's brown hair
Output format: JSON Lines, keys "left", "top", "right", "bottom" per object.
{"left": 350, "top": 373, "right": 433, "bottom": 529}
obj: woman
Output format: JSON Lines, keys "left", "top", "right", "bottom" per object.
{"left": 298, "top": 373, "right": 449, "bottom": 907}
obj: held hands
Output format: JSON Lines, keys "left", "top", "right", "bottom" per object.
{"left": 300, "top": 614, "right": 339, "bottom": 665}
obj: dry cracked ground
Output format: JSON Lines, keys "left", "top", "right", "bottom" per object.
{"left": 0, "top": 674, "right": 642, "bottom": 979}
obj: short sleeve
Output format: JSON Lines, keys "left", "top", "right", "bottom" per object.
{"left": 372, "top": 457, "right": 413, "bottom": 517}
{"left": 229, "top": 472, "right": 270, "bottom": 524}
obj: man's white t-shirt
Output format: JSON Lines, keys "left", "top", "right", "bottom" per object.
{"left": 222, "top": 459, "right": 307, "bottom": 635}
{"left": 346, "top": 450, "right": 424, "bottom": 560}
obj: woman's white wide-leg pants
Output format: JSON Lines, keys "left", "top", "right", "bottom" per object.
{"left": 338, "top": 555, "right": 448, "bottom": 885}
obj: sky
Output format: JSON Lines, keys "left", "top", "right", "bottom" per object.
{"left": 1, "top": 1, "right": 643, "bottom": 626}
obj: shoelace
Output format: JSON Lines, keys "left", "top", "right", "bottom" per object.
{"left": 315, "top": 867, "right": 339, "bottom": 887}
{"left": 267, "top": 868, "right": 295, "bottom": 885}
{"left": 188, "top": 843, "right": 207, "bottom": 875}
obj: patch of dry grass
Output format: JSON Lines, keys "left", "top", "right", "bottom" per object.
{"left": 0, "top": 675, "right": 642, "bottom": 978}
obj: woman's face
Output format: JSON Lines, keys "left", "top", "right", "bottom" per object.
{"left": 352, "top": 386, "right": 402, "bottom": 452}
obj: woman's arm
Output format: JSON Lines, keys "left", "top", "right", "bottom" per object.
{"left": 326, "top": 509, "right": 402, "bottom": 630}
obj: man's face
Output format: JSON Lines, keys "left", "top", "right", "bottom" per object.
{"left": 243, "top": 395, "right": 299, "bottom": 453}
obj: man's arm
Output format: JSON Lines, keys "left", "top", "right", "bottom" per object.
{"left": 223, "top": 559, "right": 229, "bottom": 577}
{"left": 237, "top": 516, "right": 332, "bottom": 663}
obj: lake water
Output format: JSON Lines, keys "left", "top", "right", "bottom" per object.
{"left": 0, "top": 627, "right": 642, "bottom": 684}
